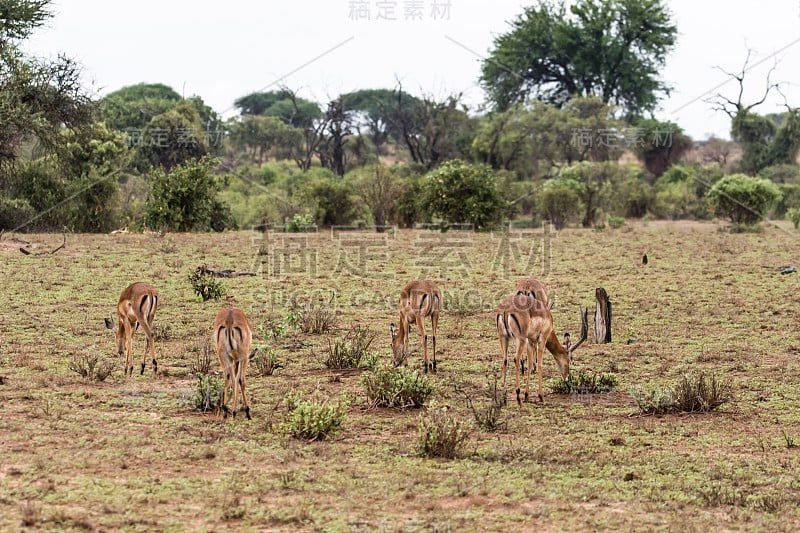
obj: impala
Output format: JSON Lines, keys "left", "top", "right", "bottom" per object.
{"left": 104, "top": 282, "right": 159, "bottom": 377}
{"left": 390, "top": 280, "right": 441, "bottom": 372}
{"left": 496, "top": 293, "right": 587, "bottom": 404}
{"left": 213, "top": 307, "right": 254, "bottom": 420}
{"left": 515, "top": 277, "right": 552, "bottom": 309}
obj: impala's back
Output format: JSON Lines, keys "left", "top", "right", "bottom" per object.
{"left": 213, "top": 308, "right": 253, "bottom": 362}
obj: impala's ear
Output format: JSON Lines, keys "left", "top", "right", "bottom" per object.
{"left": 389, "top": 323, "right": 397, "bottom": 338}
{"left": 104, "top": 317, "right": 116, "bottom": 332}
{"left": 564, "top": 332, "right": 571, "bottom": 350}
{"left": 248, "top": 348, "right": 258, "bottom": 362}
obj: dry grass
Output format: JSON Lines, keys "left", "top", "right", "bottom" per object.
{"left": 1, "top": 222, "right": 800, "bottom": 530}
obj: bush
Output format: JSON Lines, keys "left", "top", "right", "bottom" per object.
{"left": 295, "top": 300, "right": 337, "bottom": 334}
{"left": 421, "top": 160, "right": 505, "bottom": 230}
{"left": 460, "top": 374, "right": 506, "bottom": 432}
{"left": 188, "top": 267, "right": 226, "bottom": 301}
{"left": 631, "top": 372, "right": 731, "bottom": 414}
{"left": 145, "top": 155, "right": 234, "bottom": 231}
{"left": 550, "top": 370, "right": 618, "bottom": 394}
{"left": 362, "top": 365, "right": 433, "bottom": 408}
{"left": 189, "top": 332, "right": 215, "bottom": 376}
{"left": 416, "top": 409, "right": 471, "bottom": 458}
{"left": 707, "top": 174, "right": 782, "bottom": 225}
{"left": 284, "top": 394, "right": 347, "bottom": 441}
{"left": 68, "top": 352, "right": 115, "bottom": 382}
{"left": 252, "top": 348, "right": 280, "bottom": 376}
{"left": 788, "top": 207, "right": 800, "bottom": 229}
{"left": 538, "top": 184, "right": 581, "bottom": 230}
{"left": 322, "top": 324, "right": 377, "bottom": 369}
{"left": 285, "top": 213, "right": 315, "bottom": 232}
{"left": 299, "top": 174, "right": 369, "bottom": 227}
{"left": 0, "top": 196, "right": 36, "bottom": 231}
{"left": 611, "top": 176, "right": 654, "bottom": 218}
{"left": 607, "top": 216, "right": 625, "bottom": 229}
{"left": 193, "top": 374, "right": 224, "bottom": 412}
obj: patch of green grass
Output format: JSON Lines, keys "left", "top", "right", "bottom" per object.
{"left": 362, "top": 365, "right": 433, "bottom": 408}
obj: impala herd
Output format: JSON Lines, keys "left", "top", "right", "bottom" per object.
{"left": 105, "top": 277, "right": 588, "bottom": 419}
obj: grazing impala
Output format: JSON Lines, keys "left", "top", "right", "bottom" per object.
{"left": 515, "top": 278, "right": 552, "bottom": 309}
{"left": 104, "top": 282, "right": 159, "bottom": 377}
{"left": 213, "top": 307, "right": 254, "bottom": 420}
{"left": 496, "top": 293, "right": 587, "bottom": 404}
{"left": 390, "top": 280, "right": 441, "bottom": 372}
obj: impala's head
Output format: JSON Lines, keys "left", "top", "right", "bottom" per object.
{"left": 389, "top": 322, "right": 408, "bottom": 367}
{"left": 104, "top": 316, "right": 125, "bottom": 356}
{"left": 554, "top": 307, "right": 589, "bottom": 378}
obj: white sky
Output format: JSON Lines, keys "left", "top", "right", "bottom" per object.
{"left": 22, "top": 0, "right": 800, "bottom": 140}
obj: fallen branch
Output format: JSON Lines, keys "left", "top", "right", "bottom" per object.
{"left": 196, "top": 265, "right": 257, "bottom": 278}
{"left": 20, "top": 231, "right": 67, "bottom": 256}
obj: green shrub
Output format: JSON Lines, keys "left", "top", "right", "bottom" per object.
{"left": 362, "top": 365, "right": 433, "bottom": 408}
{"left": 607, "top": 216, "right": 625, "bottom": 229}
{"left": 284, "top": 394, "right": 347, "bottom": 441}
{"left": 416, "top": 409, "right": 471, "bottom": 458}
{"left": 787, "top": 207, "right": 800, "bottom": 229}
{"left": 322, "top": 324, "right": 377, "bottom": 369}
{"left": 285, "top": 213, "right": 315, "bottom": 232}
{"left": 188, "top": 267, "right": 226, "bottom": 301}
{"left": 707, "top": 174, "right": 782, "bottom": 225}
{"left": 193, "top": 374, "right": 224, "bottom": 412}
{"left": 0, "top": 196, "right": 36, "bottom": 231}
{"left": 538, "top": 184, "right": 582, "bottom": 230}
{"left": 145, "top": 155, "right": 234, "bottom": 231}
{"left": 550, "top": 370, "right": 618, "bottom": 394}
{"left": 421, "top": 160, "right": 505, "bottom": 230}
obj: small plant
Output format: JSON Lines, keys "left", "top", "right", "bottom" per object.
{"left": 782, "top": 430, "right": 797, "bottom": 449}
{"left": 550, "top": 370, "right": 618, "bottom": 394}
{"left": 19, "top": 500, "right": 41, "bottom": 527}
{"left": 416, "top": 408, "right": 471, "bottom": 459}
{"left": 193, "top": 374, "right": 224, "bottom": 412}
{"left": 459, "top": 373, "right": 506, "bottom": 432}
{"left": 607, "top": 216, "right": 625, "bottom": 229}
{"left": 252, "top": 347, "right": 280, "bottom": 376}
{"left": 322, "top": 324, "right": 377, "bottom": 369}
{"left": 285, "top": 213, "right": 315, "bottom": 232}
{"left": 68, "top": 352, "right": 115, "bottom": 382}
{"left": 631, "top": 372, "right": 731, "bottom": 414}
{"left": 189, "top": 332, "right": 215, "bottom": 376}
{"left": 188, "top": 266, "right": 226, "bottom": 301}
{"left": 284, "top": 393, "right": 347, "bottom": 441}
{"left": 294, "top": 300, "right": 337, "bottom": 334}
{"left": 787, "top": 207, "right": 800, "bottom": 229}
{"left": 362, "top": 365, "right": 433, "bottom": 408}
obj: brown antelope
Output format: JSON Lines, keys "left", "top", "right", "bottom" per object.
{"left": 390, "top": 280, "right": 441, "bottom": 372}
{"left": 104, "top": 282, "right": 159, "bottom": 377}
{"left": 212, "top": 307, "right": 254, "bottom": 419}
{"left": 515, "top": 278, "right": 552, "bottom": 309}
{"left": 496, "top": 293, "right": 587, "bottom": 404}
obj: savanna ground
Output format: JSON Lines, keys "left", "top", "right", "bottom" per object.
{"left": 1, "top": 220, "right": 800, "bottom": 531}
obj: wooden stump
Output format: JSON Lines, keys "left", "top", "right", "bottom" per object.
{"left": 594, "top": 287, "right": 612, "bottom": 343}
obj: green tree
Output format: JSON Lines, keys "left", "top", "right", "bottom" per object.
{"left": 632, "top": 119, "right": 693, "bottom": 178}
{"left": 0, "top": 0, "right": 94, "bottom": 180}
{"left": 421, "top": 160, "right": 505, "bottom": 230}
{"left": 299, "top": 172, "right": 368, "bottom": 226}
{"left": 145, "top": 155, "right": 233, "bottom": 231}
{"left": 472, "top": 97, "right": 622, "bottom": 177}
{"left": 538, "top": 181, "right": 582, "bottom": 229}
{"left": 136, "top": 101, "right": 209, "bottom": 172}
{"left": 227, "top": 115, "right": 303, "bottom": 164}
{"left": 340, "top": 88, "right": 423, "bottom": 153}
{"left": 481, "top": 0, "right": 676, "bottom": 117}
{"left": 234, "top": 89, "right": 321, "bottom": 128}
{"left": 707, "top": 174, "right": 781, "bottom": 226}
{"left": 559, "top": 161, "right": 622, "bottom": 227}
{"left": 348, "top": 164, "right": 406, "bottom": 227}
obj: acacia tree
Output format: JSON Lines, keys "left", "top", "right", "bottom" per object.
{"left": 481, "top": 0, "right": 676, "bottom": 117}
{"left": 0, "top": 0, "right": 94, "bottom": 179}
{"left": 710, "top": 52, "right": 800, "bottom": 175}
